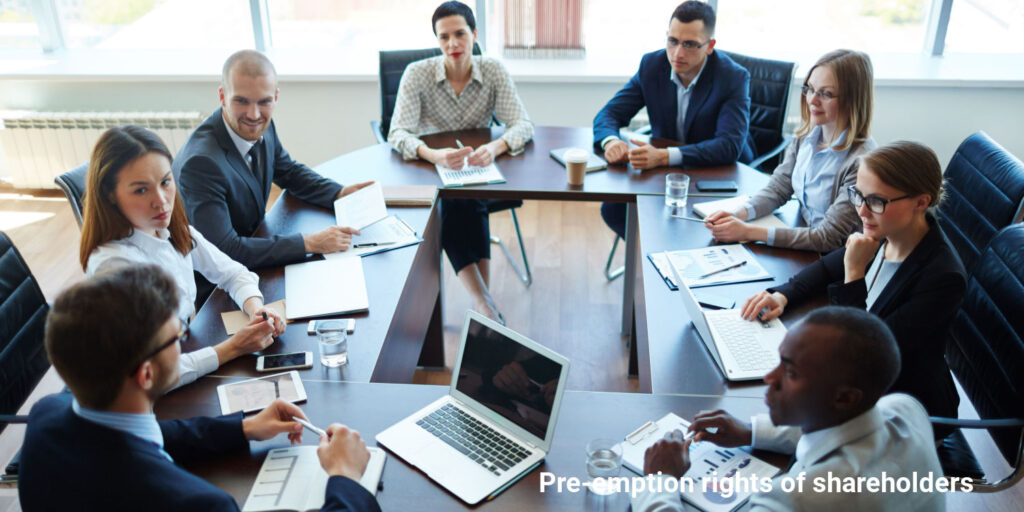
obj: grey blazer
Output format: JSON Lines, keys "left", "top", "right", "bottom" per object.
{"left": 747, "top": 135, "right": 877, "bottom": 252}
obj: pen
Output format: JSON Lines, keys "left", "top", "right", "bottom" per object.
{"left": 273, "top": 379, "right": 280, "bottom": 398}
{"left": 675, "top": 215, "right": 704, "bottom": 223}
{"left": 353, "top": 241, "right": 397, "bottom": 248}
{"left": 699, "top": 260, "right": 747, "bottom": 279}
{"left": 455, "top": 139, "right": 464, "bottom": 149}
{"left": 292, "top": 416, "right": 327, "bottom": 437}
{"left": 262, "top": 311, "right": 280, "bottom": 344}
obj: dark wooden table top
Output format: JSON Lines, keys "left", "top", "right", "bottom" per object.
{"left": 157, "top": 380, "right": 784, "bottom": 511}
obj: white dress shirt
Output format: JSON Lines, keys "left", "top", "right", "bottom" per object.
{"left": 632, "top": 394, "right": 945, "bottom": 512}
{"left": 86, "top": 225, "right": 262, "bottom": 387}
{"left": 222, "top": 115, "right": 260, "bottom": 171}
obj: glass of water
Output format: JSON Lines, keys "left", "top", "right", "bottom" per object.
{"left": 316, "top": 320, "right": 348, "bottom": 367}
{"left": 585, "top": 438, "right": 622, "bottom": 495}
{"left": 665, "top": 173, "right": 690, "bottom": 217}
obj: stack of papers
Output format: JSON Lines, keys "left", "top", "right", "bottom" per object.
{"left": 382, "top": 185, "right": 436, "bottom": 206}
{"left": 284, "top": 257, "right": 369, "bottom": 320}
{"left": 332, "top": 182, "right": 422, "bottom": 258}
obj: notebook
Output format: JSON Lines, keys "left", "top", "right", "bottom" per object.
{"left": 648, "top": 244, "right": 773, "bottom": 289}
{"left": 284, "top": 257, "right": 368, "bottom": 320}
{"left": 382, "top": 185, "right": 436, "bottom": 206}
{"left": 376, "top": 311, "right": 570, "bottom": 505}
{"left": 621, "top": 413, "right": 779, "bottom": 512}
{"left": 549, "top": 147, "right": 607, "bottom": 172}
{"left": 242, "top": 446, "right": 386, "bottom": 512}
{"left": 435, "top": 162, "right": 506, "bottom": 187}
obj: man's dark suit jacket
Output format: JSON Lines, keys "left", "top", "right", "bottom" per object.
{"left": 18, "top": 393, "right": 381, "bottom": 512}
{"left": 174, "top": 108, "right": 343, "bottom": 268}
{"left": 592, "top": 49, "right": 755, "bottom": 167}
{"left": 770, "top": 213, "right": 966, "bottom": 421}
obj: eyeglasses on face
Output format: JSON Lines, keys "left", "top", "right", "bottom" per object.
{"left": 801, "top": 84, "right": 838, "bottom": 102}
{"left": 846, "top": 185, "right": 913, "bottom": 214}
{"left": 129, "top": 325, "right": 189, "bottom": 376}
{"left": 666, "top": 37, "right": 709, "bottom": 51}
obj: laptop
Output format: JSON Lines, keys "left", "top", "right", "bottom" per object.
{"left": 376, "top": 311, "right": 570, "bottom": 504}
{"left": 667, "top": 257, "right": 787, "bottom": 381}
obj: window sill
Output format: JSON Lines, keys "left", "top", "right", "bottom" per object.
{"left": 1, "top": 47, "right": 1022, "bottom": 88}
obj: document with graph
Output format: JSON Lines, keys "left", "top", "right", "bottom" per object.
{"left": 242, "top": 445, "right": 385, "bottom": 512}
{"left": 435, "top": 161, "right": 506, "bottom": 187}
{"left": 648, "top": 244, "right": 772, "bottom": 289}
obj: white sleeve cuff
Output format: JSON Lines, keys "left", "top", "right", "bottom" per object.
{"left": 765, "top": 227, "right": 776, "bottom": 246}
{"left": 600, "top": 136, "right": 619, "bottom": 150}
{"left": 745, "top": 204, "right": 758, "bottom": 220}
{"left": 667, "top": 147, "right": 682, "bottom": 167}
{"left": 172, "top": 347, "right": 219, "bottom": 389}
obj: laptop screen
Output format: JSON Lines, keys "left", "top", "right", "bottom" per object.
{"left": 455, "top": 318, "right": 565, "bottom": 440}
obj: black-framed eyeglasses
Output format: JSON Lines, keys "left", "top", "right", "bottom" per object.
{"left": 129, "top": 326, "right": 189, "bottom": 376}
{"left": 847, "top": 185, "right": 913, "bottom": 214}
{"left": 801, "top": 85, "right": 838, "bottom": 102}
{"left": 666, "top": 37, "right": 710, "bottom": 51}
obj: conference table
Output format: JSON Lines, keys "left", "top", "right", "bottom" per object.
{"left": 162, "top": 126, "right": 823, "bottom": 509}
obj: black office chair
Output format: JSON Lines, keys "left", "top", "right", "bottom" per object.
{"left": 373, "top": 44, "right": 532, "bottom": 286}
{"left": 937, "top": 131, "right": 1024, "bottom": 273}
{"left": 720, "top": 51, "right": 797, "bottom": 173}
{"left": 932, "top": 223, "right": 1024, "bottom": 491}
{"left": 54, "top": 162, "right": 89, "bottom": 228}
{"left": 0, "top": 231, "right": 52, "bottom": 481}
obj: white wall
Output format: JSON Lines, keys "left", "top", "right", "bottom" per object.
{"left": 1, "top": 77, "right": 1022, "bottom": 172}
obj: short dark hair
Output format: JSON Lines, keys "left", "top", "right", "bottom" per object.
{"left": 45, "top": 265, "right": 179, "bottom": 409}
{"left": 432, "top": 1, "right": 476, "bottom": 34}
{"left": 671, "top": 1, "right": 716, "bottom": 38}
{"left": 802, "top": 306, "right": 901, "bottom": 405}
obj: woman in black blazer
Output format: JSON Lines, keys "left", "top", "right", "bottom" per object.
{"left": 741, "top": 141, "right": 966, "bottom": 433}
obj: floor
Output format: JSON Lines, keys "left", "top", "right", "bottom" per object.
{"left": 0, "top": 189, "right": 1020, "bottom": 509}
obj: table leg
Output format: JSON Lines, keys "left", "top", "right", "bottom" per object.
{"left": 621, "top": 201, "right": 637, "bottom": 337}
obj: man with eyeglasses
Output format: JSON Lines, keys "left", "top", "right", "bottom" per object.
{"left": 19, "top": 265, "right": 381, "bottom": 512}
{"left": 593, "top": 0, "right": 755, "bottom": 240}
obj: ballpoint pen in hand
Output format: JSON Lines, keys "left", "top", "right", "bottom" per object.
{"left": 699, "top": 260, "right": 747, "bottom": 280}
{"left": 262, "top": 311, "right": 279, "bottom": 344}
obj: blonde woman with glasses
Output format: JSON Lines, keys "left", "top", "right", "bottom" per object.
{"left": 705, "top": 49, "right": 876, "bottom": 252}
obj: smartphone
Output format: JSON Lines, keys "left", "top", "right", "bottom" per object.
{"left": 307, "top": 319, "right": 355, "bottom": 335}
{"left": 696, "top": 180, "right": 739, "bottom": 192}
{"left": 256, "top": 351, "right": 314, "bottom": 372}
{"left": 694, "top": 292, "right": 736, "bottom": 310}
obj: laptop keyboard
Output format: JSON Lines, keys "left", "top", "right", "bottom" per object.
{"left": 709, "top": 314, "right": 779, "bottom": 371}
{"left": 416, "top": 403, "right": 530, "bottom": 475}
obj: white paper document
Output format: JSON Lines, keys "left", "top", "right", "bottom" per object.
{"left": 650, "top": 244, "right": 772, "bottom": 288}
{"left": 693, "top": 195, "right": 788, "bottom": 230}
{"left": 334, "top": 182, "right": 387, "bottom": 230}
{"left": 621, "top": 413, "right": 779, "bottom": 512}
{"left": 242, "top": 445, "right": 386, "bottom": 512}
{"left": 284, "top": 257, "right": 369, "bottom": 320}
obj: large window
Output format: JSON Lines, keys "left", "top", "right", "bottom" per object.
{"left": 945, "top": 0, "right": 1024, "bottom": 54}
{"left": 0, "top": 0, "right": 40, "bottom": 48}
{"left": 268, "top": 0, "right": 438, "bottom": 50}
{"left": 55, "top": 0, "right": 253, "bottom": 49}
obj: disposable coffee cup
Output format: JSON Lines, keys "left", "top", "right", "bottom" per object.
{"left": 564, "top": 149, "right": 589, "bottom": 186}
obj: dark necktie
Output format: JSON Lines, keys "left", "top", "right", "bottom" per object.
{"left": 247, "top": 140, "right": 265, "bottom": 185}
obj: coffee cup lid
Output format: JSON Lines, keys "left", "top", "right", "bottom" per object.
{"left": 564, "top": 148, "right": 589, "bottom": 163}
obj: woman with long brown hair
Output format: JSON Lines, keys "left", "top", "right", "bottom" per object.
{"left": 80, "top": 124, "right": 285, "bottom": 387}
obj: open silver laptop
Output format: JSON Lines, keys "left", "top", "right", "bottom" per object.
{"left": 667, "top": 257, "right": 786, "bottom": 381}
{"left": 376, "top": 311, "right": 570, "bottom": 504}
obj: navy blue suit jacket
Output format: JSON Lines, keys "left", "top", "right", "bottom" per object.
{"left": 19, "top": 393, "right": 381, "bottom": 512}
{"left": 174, "top": 109, "right": 343, "bottom": 269}
{"left": 593, "top": 49, "right": 754, "bottom": 166}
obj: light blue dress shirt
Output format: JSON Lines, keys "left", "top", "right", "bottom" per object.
{"left": 752, "top": 126, "right": 851, "bottom": 245}
{"left": 666, "top": 59, "right": 707, "bottom": 166}
{"left": 72, "top": 398, "right": 173, "bottom": 462}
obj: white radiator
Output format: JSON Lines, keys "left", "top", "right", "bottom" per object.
{"left": 0, "top": 111, "right": 204, "bottom": 189}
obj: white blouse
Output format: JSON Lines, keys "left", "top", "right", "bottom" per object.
{"left": 86, "top": 225, "right": 263, "bottom": 387}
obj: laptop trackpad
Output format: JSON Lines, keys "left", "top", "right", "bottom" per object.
{"left": 417, "top": 442, "right": 457, "bottom": 479}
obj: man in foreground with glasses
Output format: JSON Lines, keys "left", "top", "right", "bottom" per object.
{"left": 592, "top": 0, "right": 754, "bottom": 240}
{"left": 739, "top": 141, "right": 966, "bottom": 435}
{"left": 18, "top": 265, "right": 381, "bottom": 511}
